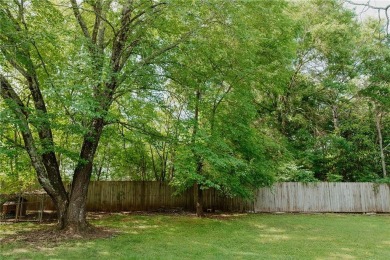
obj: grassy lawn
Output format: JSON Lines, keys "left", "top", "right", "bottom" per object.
{"left": 1, "top": 213, "right": 389, "bottom": 259}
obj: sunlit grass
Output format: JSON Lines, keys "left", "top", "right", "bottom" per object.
{"left": 1, "top": 213, "right": 389, "bottom": 259}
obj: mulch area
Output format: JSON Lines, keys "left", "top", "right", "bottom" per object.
{"left": 1, "top": 212, "right": 118, "bottom": 246}
{"left": 0, "top": 225, "right": 117, "bottom": 246}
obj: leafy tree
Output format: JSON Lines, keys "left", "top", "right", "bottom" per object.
{"left": 164, "top": 0, "right": 295, "bottom": 216}
{"left": 358, "top": 20, "right": 390, "bottom": 178}
{"left": 0, "top": 0, "right": 211, "bottom": 231}
{"left": 269, "top": 0, "right": 388, "bottom": 181}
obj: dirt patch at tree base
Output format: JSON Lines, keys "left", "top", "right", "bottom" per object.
{"left": 0, "top": 225, "right": 118, "bottom": 246}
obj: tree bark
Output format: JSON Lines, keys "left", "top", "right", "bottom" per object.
{"left": 64, "top": 117, "right": 104, "bottom": 232}
{"left": 192, "top": 88, "right": 205, "bottom": 217}
{"left": 375, "top": 108, "right": 387, "bottom": 178}
{"left": 332, "top": 104, "right": 340, "bottom": 134}
{"left": 195, "top": 183, "right": 204, "bottom": 217}
{"left": 1, "top": 74, "right": 69, "bottom": 229}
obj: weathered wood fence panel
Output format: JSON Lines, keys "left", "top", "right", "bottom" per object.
{"left": 11, "top": 182, "right": 389, "bottom": 213}
{"left": 85, "top": 182, "right": 389, "bottom": 213}
{"left": 254, "top": 182, "right": 390, "bottom": 213}
{"left": 86, "top": 181, "right": 195, "bottom": 211}
{"left": 85, "top": 181, "right": 252, "bottom": 212}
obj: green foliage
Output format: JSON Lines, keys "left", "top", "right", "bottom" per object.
{"left": 277, "top": 163, "right": 318, "bottom": 183}
{"left": 1, "top": 0, "right": 389, "bottom": 199}
{"left": 166, "top": 0, "right": 295, "bottom": 198}
{"left": 264, "top": 0, "right": 390, "bottom": 182}
{"left": 374, "top": 177, "right": 390, "bottom": 184}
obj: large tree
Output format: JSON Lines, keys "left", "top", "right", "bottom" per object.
{"left": 0, "top": 0, "right": 209, "bottom": 232}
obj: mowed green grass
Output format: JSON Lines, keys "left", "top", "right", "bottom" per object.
{"left": 1, "top": 213, "right": 389, "bottom": 259}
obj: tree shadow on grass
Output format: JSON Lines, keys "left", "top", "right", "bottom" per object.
{"left": 0, "top": 225, "right": 118, "bottom": 247}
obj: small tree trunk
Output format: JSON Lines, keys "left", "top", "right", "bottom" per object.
{"left": 332, "top": 104, "right": 339, "bottom": 134}
{"left": 191, "top": 88, "right": 205, "bottom": 217}
{"left": 375, "top": 109, "right": 387, "bottom": 178}
{"left": 195, "top": 183, "right": 204, "bottom": 217}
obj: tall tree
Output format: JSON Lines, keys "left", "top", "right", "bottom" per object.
{"left": 358, "top": 20, "right": 390, "bottom": 178}
{"left": 0, "top": 0, "right": 207, "bottom": 232}
{"left": 165, "top": 0, "right": 295, "bottom": 216}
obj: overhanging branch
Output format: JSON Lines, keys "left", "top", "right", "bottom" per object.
{"left": 345, "top": 0, "right": 390, "bottom": 35}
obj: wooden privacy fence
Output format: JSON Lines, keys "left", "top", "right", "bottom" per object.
{"left": 85, "top": 181, "right": 389, "bottom": 213}
{"left": 254, "top": 182, "right": 390, "bottom": 213}
{"left": 86, "top": 181, "right": 252, "bottom": 212}
{"left": 12, "top": 182, "right": 390, "bottom": 213}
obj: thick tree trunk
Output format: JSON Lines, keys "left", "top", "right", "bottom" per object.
{"left": 29, "top": 113, "right": 100, "bottom": 233}
{"left": 54, "top": 174, "right": 93, "bottom": 233}
{"left": 61, "top": 118, "right": 104, "bottom": 232}
{"left": 65, "top": 173, "right": 91, "bottom": 232}
{"left": 56, "top": 198, "right": 70, "bottom": 230}
{"left": 65, "top": 186, "right": 91, "bottom": 232}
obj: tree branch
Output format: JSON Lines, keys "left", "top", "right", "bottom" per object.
{"left": 91, "top": 1, "right": 103, "bottom": 44}
{"left": 119, "top": 30, "right": 193, "bottom": 85}
{"left": 345, "top": 0, "right": 390, "bottom": 11}
{"left": 70, "top": 0, "right": 91, "bottom": 40}
{"left": 1, "top": 135, "right": 26, "bottom": 150}
{"left": 0, "top": 74, "right": 59, "bottom": 195}
{"left": 129, "top": 2, "right": 167, "bottom": 25}
{"left": 345, "top": 0, "right": 390, "bottom": 34}
{"left": 0, "top": 74, "right": 30, "bottom": 119}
